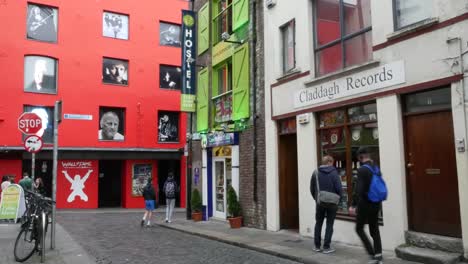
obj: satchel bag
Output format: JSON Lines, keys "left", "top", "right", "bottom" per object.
{"left": 314, "top": 170, "right": 340, "bottom": 205}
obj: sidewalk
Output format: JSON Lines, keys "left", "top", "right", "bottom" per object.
{"left": 157, "top": 213, "right": 420, "bottom": 264}
{"left": 0, "top": 221, "right": 95, "bottom": 264}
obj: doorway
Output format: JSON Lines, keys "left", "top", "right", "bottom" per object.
{"left": 98, "top": 160, "right": 123, "bottom": 208}
{"left": 158, "top": 160, "right": 181, "bottom": 207}
{"left": 404, "top": 88, "right": 462, "bottom": 237}
{"left": 22, "top": 159, "right": 52, "bottom": 197}
{"left": 278, "top": 133, "right": 299, "bottom": 230}
{"left": 212, "top": 157, "right": 232, "bottom": 219}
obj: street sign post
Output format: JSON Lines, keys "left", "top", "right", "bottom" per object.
{"left": 18, "top": 112, "right": 42, "bottom": 134}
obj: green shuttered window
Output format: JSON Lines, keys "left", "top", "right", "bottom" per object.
{"left": 232, "top": 43, "right": 249, "bottom": 121}
{"left": 197, "top": 68, "right": 209, "bottom": 132}
{"left": 233, "top": 0, "right": 248, "bottom": 31}
{"left": 198, "top": 3, "right": 209, "bottom": 55}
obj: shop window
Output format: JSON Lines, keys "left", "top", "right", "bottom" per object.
{"left": 394, "top": 0, "right": 432, "bottom": 30}
{"left": 213, "top": 0, "right": 233, "bottom": 44}
{"left": 280, "top": 19, "right": 296, "bottom": 73}
{"left": 317, "top": 102, "right": 380, "bottom": 217}
{"left": 314, "top": 0, "right": 372, "bottom": 76}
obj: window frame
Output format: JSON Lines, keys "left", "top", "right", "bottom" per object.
{"left": 212, "top": 0, "right": 233, "bottom": 45}
{"left": 280, "top": 19, "right": 296, "bottom": 74}
{"left": 392, "top": 0, "right": 433, "bottom": 31}
{"left": 313, "top": 0, "right": 372, "bottom": 76}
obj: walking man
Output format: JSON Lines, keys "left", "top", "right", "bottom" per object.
{"left": 141, "top": 180, "right": 156, "bottom": 227}
{"left": 163, "top": 172, "right": 178, "bottom": 223}
{"left": 349, "top": 147, "right": 384, "bottom": 264}
{"left": 310, "top": 155, "right": 342, "bottom": 254}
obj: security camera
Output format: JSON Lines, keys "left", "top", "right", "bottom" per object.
{"left": 221, "top": 32, "right": 231, "bottom": 41}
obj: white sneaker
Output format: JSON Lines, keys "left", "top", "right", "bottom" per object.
{"left": 322, "top": 247, "right": 336, "bottom": 254}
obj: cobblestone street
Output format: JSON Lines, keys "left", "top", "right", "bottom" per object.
{"left": 57, "top": 211, "right": 301, "bottom": 264}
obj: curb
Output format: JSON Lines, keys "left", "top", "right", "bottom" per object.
{"left": 156, "top": 223, "right": 310, "bottom": 264}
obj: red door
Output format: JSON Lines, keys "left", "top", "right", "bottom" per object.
{"left": 404, "top": 111, "right": 462, "bottom": 237}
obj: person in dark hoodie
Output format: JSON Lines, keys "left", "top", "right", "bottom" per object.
{"left": 141, "top": 179, "right": 156, "bottom": 227}
{"left": 349, "top": 147, "right": 383, "bottom": 264}
{"left": 310, "top": 155, "right": 342, "bottom": 254}
{"left": 163, "top": 172, "right": 178, "bottom": 223}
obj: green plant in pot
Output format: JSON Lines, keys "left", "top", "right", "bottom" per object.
{"left": 227, "top": 185, "right": 242, "bottom": 228}
{"left": 191, "top": 188, "right": 203, "bottom": 221}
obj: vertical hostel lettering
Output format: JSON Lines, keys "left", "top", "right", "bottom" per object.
{"left": 181, "top": 10, "right": 197, "bottom": 112}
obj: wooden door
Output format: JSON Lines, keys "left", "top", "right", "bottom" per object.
{"left": 405, "top": 111, "right": 461, "bottom": 237}
{"left": 279, "top": 134, "right": 299, "bottom": 230}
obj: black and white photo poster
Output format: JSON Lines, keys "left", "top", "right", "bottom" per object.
{"left": 23, "top": 106, "right": 54, "bottom": 143}
{"left": 26, "top": 4, "right": 58, "bottom": 43}
{"left": 102, "top": 58, "right": 128, "bottom": 85}
{"left": 103, "top": 12, "right": 129, "bottom": 40}
{"left": 158, "top": 111, "right": 179, "bottom": 142}
{"left": 98, "top": 107, "right": 125, "bottom": 141}
{"left": 159, "top": 65, "right": 181, "bottom": 90}
{"left": 159, "top": 22, "right": 181, "bottom": 47}
{"left": 24, "top": 56, "right": 57, "bottom": 94}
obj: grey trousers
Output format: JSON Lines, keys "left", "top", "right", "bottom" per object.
{"left": 166, "top": 199, "right": 175, "bottom": 221}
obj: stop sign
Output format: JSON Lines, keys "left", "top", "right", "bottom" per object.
{"left": 18, "top": 112, "right": 42, "bottom": 134}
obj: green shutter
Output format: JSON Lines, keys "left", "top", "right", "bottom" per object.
{"left": 232, "top": 43, "right": 249, "bottom": 121}
{"left": 232, "top": 0, "right": 248, "bottom": 31}
{"left": 197, "top": 3, "right": 209, "bottom": 55}
{"left": 197, "top": 68, "right": 209, "bottom": 132}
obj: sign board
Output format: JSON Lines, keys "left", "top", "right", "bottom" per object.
{"left": 18, "top": 112, "right": 42, "bottom": 134}
{"left": 24, "top": 135, "right": 43, "bottom": 153}
{"left": 181, "top": 10, "right": 197, "bottom": 112}
{"left": 0, "top": 184, "right": 24, "bottom": 222}
{"left": 63, "top": 114, "right": 93, "bottom": 120}
{"left": 298, "top": 113, "right": 310, "bottom": 124}
{"left": 206, "top": 132, "right": 238, "bottom": 148}
{"left": 294, "top": 61, "right": 406, "bottom": 109}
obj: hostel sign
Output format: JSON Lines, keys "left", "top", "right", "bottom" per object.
{"left": 181, "top": 10, "right": 196, "bottom": 112}
{"left": 294, "top": 61, "right": 406, "bottom": 109}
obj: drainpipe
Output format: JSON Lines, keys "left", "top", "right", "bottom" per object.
{"left": 249, "top": 0, "right": 258, "bottom": 203}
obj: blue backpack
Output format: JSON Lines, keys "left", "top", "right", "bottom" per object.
{"left": 363, "top": 164, "right": 388, "bottom": 203}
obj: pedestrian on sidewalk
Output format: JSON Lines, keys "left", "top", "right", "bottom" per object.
{"left": 310, "top": 155, "right": 342, "bottom": 254}
{"left": 1, "top": 175, "right": 11, "bottom": 191}
{"left": 349, "top": 147, "right": 385, "bottom": 264}
{"left": 18, "top": 172, "right": 33, "bottom": 192}
{"left": 141, "top": 179, "right": 156, "bottom": 227}
{"left": 163, "top": 172, "right": 178, "bottom": 223}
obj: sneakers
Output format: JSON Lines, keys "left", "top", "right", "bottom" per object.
{"left": 322, "top": 247, "right": 336, "bottom": 254}
{"left": 140, "top": 220, "right": 145, "bottom": 227}
{"left": 368, "top": 254, "right": 383, "bottom": 264}
{"left": 313, "top": 247, "right": 322, "bottom": 252}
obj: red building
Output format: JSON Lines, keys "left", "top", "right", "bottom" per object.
{"left": 0, "top": 0, "right": 188, "bottom": 209}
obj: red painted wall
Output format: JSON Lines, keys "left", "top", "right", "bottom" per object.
{"left": 0, "top": 0, "right": 188, "bottom": 149}
{"left": 57, "top": 160, "right": 98, "bottom": 209}
{"left": 0, "top": 160, "right": 22, "bottom": 184}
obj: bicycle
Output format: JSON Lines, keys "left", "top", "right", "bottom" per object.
{"left": 13, "top": 190, "right": 54, "bottom": 263}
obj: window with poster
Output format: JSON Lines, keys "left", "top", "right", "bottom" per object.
{"left": 317, "top": 102, "right": 381, "bottom": 220}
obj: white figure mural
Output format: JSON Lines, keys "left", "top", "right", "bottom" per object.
{"left": 63, "top": 170, "right": 92, "bottom": 203}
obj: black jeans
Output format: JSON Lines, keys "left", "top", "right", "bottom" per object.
{"left": 355, "top": 201, "right": 382, "bottom": 257}
{"left": 314, "top": 204, "right": 338, "bottom": 249}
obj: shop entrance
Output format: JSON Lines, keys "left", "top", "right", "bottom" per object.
{"left": 22, "top": 159, "right": 53, "bottom": 197}
{"left": 98, "top": 160, "right": 123, "bottom": 207}
{"left": 158, "top": 160, "right": 181, "bottom": 207}
{"left": 278, "top": 133, "right": 299, "bottom": 230}
{"left": 212, "top": 157, "right": 232, "bottom": 219}
{"left": 404, "top": 88, "right": 461, "bottom": 237}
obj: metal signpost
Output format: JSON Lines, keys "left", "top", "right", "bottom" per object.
{"left": 51, "top": 100, "right": 61, "bottom": 249}
{"left": 18, "top": 112, "right": 42, "bottom": 181}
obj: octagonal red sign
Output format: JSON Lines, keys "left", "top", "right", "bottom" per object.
{"left": 18, "top": 112, "right": 42, "bottom": 134}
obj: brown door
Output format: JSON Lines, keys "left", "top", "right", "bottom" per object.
{"left": 405, "top": 111, "right": 461, "bottom": 237}
{"left": 279, "top": 134, "right": 299, "bottom": 230}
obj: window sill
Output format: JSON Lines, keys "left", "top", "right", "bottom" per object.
{"left": 276, "top": 68, "right": 302, "bottom": 82}
{"left": 387, "top": 17, "right": 439, "bottom": 41}
{"left": 211, "top": 90, "right": 233, "bottom": 100}
{"left": 304, "top": 60, "right": 380, "bottom": 88}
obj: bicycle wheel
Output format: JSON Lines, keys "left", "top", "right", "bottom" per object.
{"left": 14, "top": 225, "right": 38, "bottom": 262}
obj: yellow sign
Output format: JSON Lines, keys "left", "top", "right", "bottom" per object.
{"left": 213, "top": 146, "right": 232, "bottom": 157}
{"left": 0, "top": 185, "right": 22, "bottom": 220}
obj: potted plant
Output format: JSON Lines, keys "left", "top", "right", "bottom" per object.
{"left": 191, "top": 188, "right": 203, "bottom": 221}
{"left": 227, "top": 185, "right": 242, "bottom": 228}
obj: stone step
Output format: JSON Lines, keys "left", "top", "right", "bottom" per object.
{"left": 405, "top": 231, "right": 464, "bottom": 254}
{"left": 395, "top": 245, "right": 462, "bottom": 264}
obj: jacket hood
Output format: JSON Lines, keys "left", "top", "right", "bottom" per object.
{"left": 318, "top": 165, "right": 336, "bottom": 174}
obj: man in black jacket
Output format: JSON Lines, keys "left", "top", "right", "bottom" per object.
{"left": 349, "top": 147, "right": 383, "bottom": 264}
{"left": 310, "top": 155, "right": 342, "bottom": 254}
{"left": 141, "top": 179, "right": 156, "bottom": 227}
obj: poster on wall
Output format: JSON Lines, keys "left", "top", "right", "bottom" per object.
{"left": 24, "top": 56, "right": 57, "bottom": 94}
{"left": 158, "top": 111, "right": 179, "bottom": 142}
{"left": 103, "top": 11, "right": 129, "bottom": 40}
{"left": 102, "top": 58, "right": 128, "bottom": 85}
{"left": 160, "top": 22, "right": 181, "bottom": 47}
{"left": 159, "top": 65, "right": 181, "bottom": 90}
{"left": 57, "top": 160, "right": 98, "bottom": 209}
{"left": 26, "top": 4, "right": 58, "bottom": 43}
{"left": 23, "top": 106, "right": 54, "bottom": 143}
{"left": 132, "top": 164, "right": 152, "bottom": 197}
{"left": 98, "top": 107, "right": 125, "bottom": 141}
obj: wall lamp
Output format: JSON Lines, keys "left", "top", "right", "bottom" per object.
{"left": 221, "top": 32, "right": 244, "bottom": 44}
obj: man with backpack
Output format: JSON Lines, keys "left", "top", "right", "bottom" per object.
{"left": 349, "top": 147, "right": 387, "bottom": 264}
{"left": 310, "top": 155, "right": 342, "bottom": 254}
{"left": 163, "top": 172, "right": 178, "bottom": 223}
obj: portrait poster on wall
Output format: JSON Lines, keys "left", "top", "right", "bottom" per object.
{"left": 102, "top": 58, "right": 129, "bottom": 85}
{"left": 103, "top": 11, "right": 129, "bottom": 40}
{"left": 159, "top": 65, "right": 181, "bottom": 90}
{"left": 24, "top": 56, "right": 57, "bottom": 94}
{"left": 159, "top": 22, "right": 181, "bottom": 47}
{"left": 26, "top": 4, "right": 58, "bottom": 43}
{"left": 23, "top": 106, "right": 54, "bottom": 143}
{"left": 98, "top": 107, "right": 125, "bottom": 141}
{"left": 158, "top": 111, "right": 179, "bottom": 143}
{"left": 132, "top": 164, "right": 152, "bottom": 197}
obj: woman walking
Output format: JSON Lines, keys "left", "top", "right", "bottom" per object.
{"left": 141, "top": 179, "right": 156, "bottom": 227}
